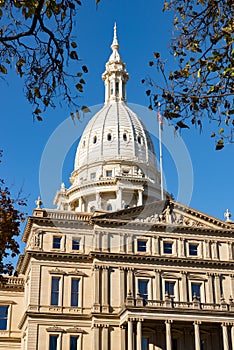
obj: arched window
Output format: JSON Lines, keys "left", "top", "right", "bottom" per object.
{"left": 107, "top": 204, "right": 112, "bottom": 211}
{"left": 107, "top": 133, "right": 112, "bottom": 141}
{"left": 93, "top": 136, "right": 97, "bottom": 144}
{"left": 123, "top": 133, "right": 127, "bottom": 141}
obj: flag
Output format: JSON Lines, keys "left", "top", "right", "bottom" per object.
{"left": 157, "top": 108, "right": 163, "bottom": 130}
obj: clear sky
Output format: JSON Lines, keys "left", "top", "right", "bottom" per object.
{"left": 1, "top": 0, "right": 233, "bottom": 237}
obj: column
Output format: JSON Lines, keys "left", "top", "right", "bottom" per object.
{"left": 103, "top": 325, "right": 109, "bottom": 350}
{"left": 120, "top": 326, "right": 126, "bottom": 350}
{"left": 102, "top": 232, "right": 109, "bottom": 252}
{"left": 136, "top": 319, "right": 143, "bottom": 350}
{"left": 93, "top": 325, "right": 100, "bottom": 350}
{"left": 93, "top": 265, "right": 100, "bottom": 312}
{"left": 127, "top": 235, "right": 133, "bottom": 253}
{"left": 206, "top": 273, "right": 214, "bottom": 304}
{"left": 221, "top": 323, "right": 230, "bottom": 350}
{"left": 205, "top": 240, "right": 211, "bottom": 259}
{"left": 127, "top": 268, "right": 134, "bottom": 296}
{"left": 214, "top": 273, "right": 221, "bottom": 303}
{"left": 94, "top": 231, "right": 99, "bottom": 251}
{"left": 180, "top": 238, "right": 185, "bottom": 257}
{"left": 165, "top": 320, "right": 172, "bottom": 350}
{"left": 117, "top": 188, "right": 122, "bottom": 210}
{"left": 102, "top": 266, "right": 109, "bottom": 312}
{"left": 128, "top": 319, "right": 134, "bottom": 350}
{"left": 231, "top": 323, "right": 234, "bottom": 350}
{"left": 180, "top": 271, "right": 187, "bottom": 302}
{"left": 230, "top": 275, "right": 234, "bottom": 297}
{"left": 120, "top": 233, "right": 126, "bottom": 253}
{"left": 119, "top": 267, "right": 126, "bottom": 305}
{"left": 194, "top": 321, "right": 201, "bottom": 350}
{"left": 154, "top": 236, "right": 160, "bottom": 255}
{"left": 211, "top": 240, "right": 218, "bottom": 259}
{"left": 154, "top": 269, "right": 161, "bottom": 300}
{"left": 228, "top": 242, "right": 234, "bottom": 260}
{"left": 137, "top": 189, "right": 143, "bottom": 206}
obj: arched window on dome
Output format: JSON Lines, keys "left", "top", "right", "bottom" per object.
{"left": 107, "top": 133, "right": 112, "bottom": 141}
{"left": 107, "top": 204, "right": 112, "bottom": 211}
{"left": 110, "top": 81, "right": 114, "bottom": 95}
{"left": 115, "top": 82, "right": 119, "bottom": 96}
{"left": 93, "top": 135, "right": 97, "bottom": 144}
{"left": 90, "top": 206, "right": 96, "bottom": 213}
{"left": 137, "top": 135, "right": 142, "bottom": 145}
{"left": 122, "top": 82, "right": 126, "bottom": 99}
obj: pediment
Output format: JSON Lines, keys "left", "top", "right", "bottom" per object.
{"left": 92, "top": 199, "right": 234, "bottom": 231}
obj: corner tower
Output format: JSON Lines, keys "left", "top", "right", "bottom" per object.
{"left": 54, "top": 24, "right": 162, "bottom": 212}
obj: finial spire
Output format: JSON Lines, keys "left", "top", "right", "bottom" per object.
{"left": 111, "top": 22, "right": 119, "bottom": 51}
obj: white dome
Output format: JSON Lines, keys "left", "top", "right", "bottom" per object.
{"left": 74, "top": 101, "right": 157, "bottom": 173}
{"left": 54, "top": 24, "right": 162, "bottom": 213}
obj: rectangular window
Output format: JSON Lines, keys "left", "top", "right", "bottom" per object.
{"left": 0, "top": 306, "right": 8, "bottom": 330}
{"left": 51, "top": 277, "right": 60, "bottom": 306}
{"left": 72, "top": 239, "right": 80, "bottom": 251}
{"left": 70, "top": 336, "right": 78, "bottom": 350}
{"left": 90, "top": 172, "right": 96, "bottom": 179}
{"left": 163, "top": 242, "right": 173, "bottom": 254}
{"left": 172, "top": 339, "right": 178, "bottom": 350}
{"left": 71, "top": 279, "right": 80, "bottom": 307}
{"left": 189, "top": 244, "right": 198, "bottom": 256}
{"left": 165, "top": 281, "right": 175, "bottom": 297}
{"left": 138, "top": 280, "right": 148, "bottom": 300}
{"left": 142, "top": 338, "right": 149, "bottom": 350}
{"left": 137, "top": 239, "right": 147, "bottom": 252}
{"left": 53, "top": 236, "right": 61, "bottom": 249}
{"left": 49, "top": 335, "right": 58, "bottom": 350}
{"left": 106, "top": 170, "right": 112, "bottom": 177}
{"left": 191, "top": 282, "right": 201, "bottom": 301}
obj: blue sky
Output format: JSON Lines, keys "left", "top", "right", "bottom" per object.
{"left": 1, "top": 0, "right": 233, "bottom": 232}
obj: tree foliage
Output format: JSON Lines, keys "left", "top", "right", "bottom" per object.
{"left": 0, "top": 152, "right": 26, "bottom": 274}
{"left": 0, "top": 0, "right": 88, "bottom": 121}
{"left": 144, "top": 0, "right": 234, "bottom": 149}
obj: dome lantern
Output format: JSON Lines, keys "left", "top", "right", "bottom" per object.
{"left": 102, "top": 23, "right": 129, "bottom": 104}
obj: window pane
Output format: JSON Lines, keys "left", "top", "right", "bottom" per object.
{"left": 142, "top": 338, "right": 149, "bottom": 350}
{"left": 137, "top": 240, "right": 147, "bottom": 252}
{"left": 172, "top": 339, "right": 178, "bottom": 350}
{"left": 165, "top": 281, "right": 175, "bottom": 297}
{"left": 53, "top": 237, "right": 61, "bottom": 249}
{"left": 72, "top": 239, "right": 80, "bottom": 251}
{"left": 51, "top": 277, "right": 60, "bottom": 306}
{"left": 70, "top": 336, "right": 78, "bottom": 350}
{"left": 191, "top": 283, "right": 201, "bottom": 300}
{"left": 189, "top": 244, "right": 198, "bottom": 256}
{"left": 138, "top": 280, "right": 148, "bottom": 300}
{"left": 71, "top": 279, "right": 79, "bottom": 307}
{"left": 49, "top": 335, "right": 58, "bottom": 350}
{"left": 163, "top": 242, "right": 172, "bottom": 254}
{"left": 0, "top": 306, "right": 8, "bottom": 330}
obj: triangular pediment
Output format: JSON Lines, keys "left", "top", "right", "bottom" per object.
{"left": 92, "top": 199, "right": 234, "bottom": 231}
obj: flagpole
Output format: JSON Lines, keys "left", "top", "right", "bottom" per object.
{"left": 158, "top": 102, "right": 164, "bottom": 200}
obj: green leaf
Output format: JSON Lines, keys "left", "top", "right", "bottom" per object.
{"left": 79, "top": 78, "right": 85, "bottom": 84}
{"left": 71, "top": 41, "right": 77, "bottom": 48}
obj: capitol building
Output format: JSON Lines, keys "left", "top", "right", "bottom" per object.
{"left": 1, "top": 25, "right": 234, "bottom": 350}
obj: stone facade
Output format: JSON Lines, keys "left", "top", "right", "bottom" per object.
{"left": 1, "top": 25, "right": 234, "bottom": 350}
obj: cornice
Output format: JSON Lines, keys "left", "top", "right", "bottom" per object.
{"left": 89, "top": 251, "right": 234, "bottom": 269}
